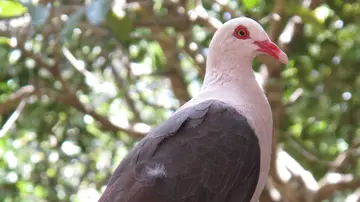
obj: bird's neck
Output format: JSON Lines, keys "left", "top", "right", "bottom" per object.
{"left": 201, "top": 51, "right": 255, "bottom": 91}
{"left": 198, "top": 50, "right": 272, "bottom": 141}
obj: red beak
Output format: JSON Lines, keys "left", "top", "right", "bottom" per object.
{"left": 254, "top": 40, "right": 288, "bottom": 64}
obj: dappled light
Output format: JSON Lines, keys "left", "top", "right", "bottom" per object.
{"left": 1, "top": 0, "right": 360, "bottom": 202}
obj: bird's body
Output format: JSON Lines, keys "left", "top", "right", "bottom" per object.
{"left": 179, "top": 71, "right": 273, "bottom": 202}
{"left": 99, "top": 17, "right": 288, "bottom": 202}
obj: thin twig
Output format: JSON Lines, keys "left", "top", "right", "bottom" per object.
{"left": 55, "top": 94, "right": 146, "bottom": 139}
{"left": 62, "top": 46, "right": 98, "bottom": 83}
{"left": 314, "top": 175, "right": 360, "bottom": 202}
{"left": 0, "top": 85, "right": 35, "bottom": 115}
{"left": 0, "top": 100, "right": 26, "bottom": 137}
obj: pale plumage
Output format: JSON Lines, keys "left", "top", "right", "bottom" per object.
{"left": 99, "top": 17, "right": 288, "bottom": 202}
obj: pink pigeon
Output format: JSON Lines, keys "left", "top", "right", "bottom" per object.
{"left": 99, "top": 17, "right": 288, "bottom": 202}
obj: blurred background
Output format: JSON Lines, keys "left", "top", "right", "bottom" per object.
{"left": 0, "top": 0, "right": 360, "bottom": 201}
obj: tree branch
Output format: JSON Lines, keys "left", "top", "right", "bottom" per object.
{"left": 0, "top": 100, "right": 26, "bottom": 137}
{"left": 155, "top": 34, "right": 191, "bottom": 105}
{"left": 268, "top": 0, "right": 286, "bottom": 42}
{"left": 263, "top": 0, "right": 323, "bottom": 200}
{"left": 183, "top": 32, "right": 206, "bottom": 78}
{"left": 313, "top": 174, "right": 360, "bottom": 202}
{"left": 211, "top": 0, "right": 240, "bottom": 18}
{"left": 111, "top": 54, "right": 142, "bottom": 123}
{"left": 330, "top": 138, "right": 360, "bottom": 172}
{"left": 137, "top": 90, "right": 178, "bottom": 111}
{"left": 0, "top": 14, "right": 31, "bottom": 37}
{"left": 0, "top": 85, "right": 36, "bottom": 115}
{"left": 55, "top": 93, "right": 145, "bottom": 139}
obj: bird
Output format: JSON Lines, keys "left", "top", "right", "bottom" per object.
{"left": 98, "top": 17, "right": 288, "bottom": 202}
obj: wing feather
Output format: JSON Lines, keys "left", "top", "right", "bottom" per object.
{"left": 99, "top": 100, "right": 261, "bottom": 202}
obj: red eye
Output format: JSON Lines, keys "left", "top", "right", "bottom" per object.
{"left": 233, "top": 25, "right": 250, "bottom": 40}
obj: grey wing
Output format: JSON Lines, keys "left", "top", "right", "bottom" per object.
{"left": 98, "top": 100, "right": 261, "bottom": 202}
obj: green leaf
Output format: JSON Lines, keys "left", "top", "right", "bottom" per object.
{"left": 0, "top": 37, "right": 10, "bottom": 45}
{"left": 0, "top": 0, "right": 26, "bottom": 17}
{"left": 242, "top": 0, "right": 259, "bottom": 10}
{"left": 105, "top": 10, "right": 133, "bottom": 44}
{"left": 285, "top": 3, "right": 325, "bottom": 31}
{"left": 60, "top": 8, "right": 85, "bottom": 42}
{"left": 21, "top": 3, "right": 50, "bottom": 27}
{"left": 134, "top": 48, "right": 147, "bottom": 62}
{"left": 85, "top": 0, "right": 111, "bottom": 25}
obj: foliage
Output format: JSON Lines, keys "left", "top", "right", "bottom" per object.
{"left": 0, "top": 0, "right": 360, "bottom": 201}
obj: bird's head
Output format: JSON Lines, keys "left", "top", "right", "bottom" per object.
{"left": 209, "top": 17, "right": 288, "bottom": 65}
